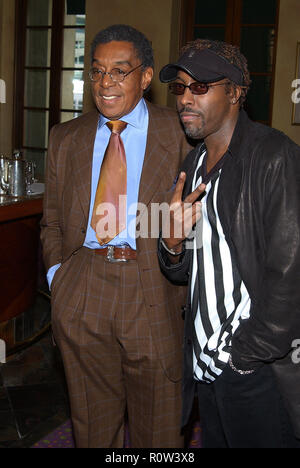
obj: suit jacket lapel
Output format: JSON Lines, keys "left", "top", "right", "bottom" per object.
{"left": 69, "top": 103, "right": 183, "bottom": 232}
{"left": 69, "top": 104, "right": 167, "bottom": 228}
{"left": 137, "top": 102, "right": 174, "bottom": 219}
{"left": 69, "top": 110, "right": 99, "bottom": 223}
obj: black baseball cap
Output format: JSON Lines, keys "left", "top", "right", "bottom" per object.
{"left": 159, "top": 48, "right": 244, "bottom": 85}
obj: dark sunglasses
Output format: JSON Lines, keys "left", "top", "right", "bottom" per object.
{"left": 169, "top": 81, "right": 230, "bottom": 95}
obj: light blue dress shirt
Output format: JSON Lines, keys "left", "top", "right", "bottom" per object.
{"left": 47, "top": 98, "right": 149, "bottom": 288}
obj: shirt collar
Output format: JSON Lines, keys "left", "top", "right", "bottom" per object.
{"left": 98, "top": 98, "right": 148, "bottom": 131}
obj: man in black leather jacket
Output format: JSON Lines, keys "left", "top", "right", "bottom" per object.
{"left": 158, "top": 39, "right": 300, "bottom": 448}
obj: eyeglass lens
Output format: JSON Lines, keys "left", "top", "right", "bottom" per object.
{"left": 89, "top": 68, "right": 125, "bottom": 82}
{"left": 169, "top": 82, "right": 209, "bottom": 95}
{"left": 89, "top": 63, "right": 143, "bottom": 83}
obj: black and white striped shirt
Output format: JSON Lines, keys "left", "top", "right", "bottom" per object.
{"left": 191, "top": 151, "right": 251, "bottom": 383}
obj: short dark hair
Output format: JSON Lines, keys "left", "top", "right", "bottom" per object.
{"left": 181, "top": 39, "right": 251, "bottom": 106}
{"left": 91, "top": 24, "right": 154, "bottom": 70}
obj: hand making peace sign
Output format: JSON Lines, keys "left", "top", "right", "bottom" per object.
{"left": 162, "top": 171, "right": 206, "bottom": 255}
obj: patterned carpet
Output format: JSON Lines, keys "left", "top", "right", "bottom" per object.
{"left": 32, "top": 419, "right": 202, "bottom": 448}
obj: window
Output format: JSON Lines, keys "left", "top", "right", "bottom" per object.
{"left": 14, "top": 0, "right": 86, "bottom": 179}
{"left": 181, "top": 0, "right": 279, "bottom": 124}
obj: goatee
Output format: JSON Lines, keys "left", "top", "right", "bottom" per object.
{"left": 178, "top": 106, "right": 205, "bottom": 139}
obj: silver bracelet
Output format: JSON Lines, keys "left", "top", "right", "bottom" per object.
{"left": 228, "top": 354, "right": 255, "bottom": 375}
{"left": 160, "top": 239, "right": 183, "bottom": 256}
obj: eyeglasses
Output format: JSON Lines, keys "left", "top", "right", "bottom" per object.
{"left": 168, "top": 81, "right": 230, "bottom": 95}
{"left": 89, "top": 63, "right": 144, "bottom": 83}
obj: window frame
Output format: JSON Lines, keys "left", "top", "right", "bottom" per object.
{"left": 13, "top": 0, "right": 85, "bottom": 173}
{"left": 180, "top": 0, "right": 280, "bottom": 125}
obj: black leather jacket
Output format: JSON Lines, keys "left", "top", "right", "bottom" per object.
{"left": 158, "top": 109, "right": 300, "bottom": 436}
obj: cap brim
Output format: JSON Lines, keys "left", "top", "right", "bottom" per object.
{"left": 159, "top": 48, "right": 244, "bottom": 85}
{"left": 159, "top": 62, "right": 225, "bottom": 84}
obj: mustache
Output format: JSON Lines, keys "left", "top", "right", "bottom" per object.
{"left": 178, "top": 106, "right": 203, "bottom": 117}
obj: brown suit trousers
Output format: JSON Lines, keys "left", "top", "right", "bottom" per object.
{"left": 51, "top": 248, "right": 183, "bottom": 447}
{"left": 41, "top": 101, "right": 192, "bottom": 448}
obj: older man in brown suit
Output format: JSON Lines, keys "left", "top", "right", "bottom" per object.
{"left": 40, "top": 24, "right": 191, "bottom": 448}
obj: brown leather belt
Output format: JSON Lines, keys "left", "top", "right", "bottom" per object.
{"left": 94, "top": 245, "right": 137, "bottom": 262}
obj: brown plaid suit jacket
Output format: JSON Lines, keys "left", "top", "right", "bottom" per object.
{"left": 40, "top": 100, "right": 192, "bottom": 382}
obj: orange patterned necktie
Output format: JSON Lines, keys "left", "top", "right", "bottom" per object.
{"left": 91, "top": 120, "right": 127, "bottom": 245}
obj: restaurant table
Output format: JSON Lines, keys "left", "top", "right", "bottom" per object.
{"left": 0, "top": 194, "right": 50, "bottom": 356}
